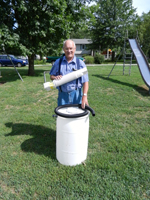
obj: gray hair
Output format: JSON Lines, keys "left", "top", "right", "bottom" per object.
{"left": 63, "top": 39, "right": 76, "bottom": 48}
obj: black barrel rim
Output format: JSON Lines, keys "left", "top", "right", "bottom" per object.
{"left": 54, "top": 104, "right": 89, "bottom": 118}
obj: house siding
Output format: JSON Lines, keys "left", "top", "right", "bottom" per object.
{"left": 71, "top": 39, "right": 92, "bottom": 56}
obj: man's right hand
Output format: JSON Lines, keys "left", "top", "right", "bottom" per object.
{"left": 54, "top": 75, "right": 62, "bottom": 80}
{"left": 50, "top": 75, "right": 62, "bottom": 80}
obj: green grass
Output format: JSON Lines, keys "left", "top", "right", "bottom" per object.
{"left": 0, "top": 65, "right": 150, "bottom": 199}
{"left": 34, "top": 59, "right": 47, "bottom": 65}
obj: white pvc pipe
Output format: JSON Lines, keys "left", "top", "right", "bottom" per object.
{"left": 44, "top": 67, "right": 88, "bottom": 91}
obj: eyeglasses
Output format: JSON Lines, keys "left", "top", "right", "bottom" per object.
{"left": 64, "top": 47, "right": 75, "bottom": 51}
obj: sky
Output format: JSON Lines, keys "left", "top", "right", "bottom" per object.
{"left": 132, "top": 0, "right": 150, "bottom": 16}
{"left": 88, "top": 1, "right": 150, "bottom": 16}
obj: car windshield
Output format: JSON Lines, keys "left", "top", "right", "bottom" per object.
{"left": 9, "top": 55, "right": 17, "bottom": 59}
{"left": 12, "top": 55, "right": 17, "bottom": 59}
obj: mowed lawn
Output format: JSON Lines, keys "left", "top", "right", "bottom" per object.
{"left": 0, "top": 64, "right": 150, "bottom": 199}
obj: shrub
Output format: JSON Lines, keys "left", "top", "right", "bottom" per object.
{"left": 84, "top": 56, "right": 94, "bottom": 64}
{"left": 82, "top": 54, "right": 90, "bottom": 58}
{"left": 94, "top": 53, "right": 105, "bottom": 64}
{"left": 34, "top": 59, "right": 46, "bottom": 65}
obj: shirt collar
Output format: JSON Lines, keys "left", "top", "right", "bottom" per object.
{"left": 63, "top": 55, "right": 76, "bottom": 63}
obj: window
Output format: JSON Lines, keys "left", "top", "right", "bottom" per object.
{"left": 80, "top": 44, "right": 86, "bottom": 50}
{"left": 0, "top": 56, "right": 7, "bottom": 59}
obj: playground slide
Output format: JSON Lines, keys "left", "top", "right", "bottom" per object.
{"left": 128, "top": 39, "right": 150, "bottom": 89}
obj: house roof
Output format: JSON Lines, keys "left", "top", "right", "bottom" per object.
{"left": 71, "top": 39, "right": 92, "bottom": 44}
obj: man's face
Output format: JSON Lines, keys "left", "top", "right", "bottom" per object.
{"left": 63, "top": 40, "right": 76, "bottom": 61}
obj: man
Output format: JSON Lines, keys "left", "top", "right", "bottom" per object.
{"left": 49, "top": 39, "right": 89, "bottom": 108}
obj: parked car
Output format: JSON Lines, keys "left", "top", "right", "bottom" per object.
{"left": 16, "top": 55, "right": 28, "bottom": 64}
{"left": 0, "top": 55, "right": 28, "bottom": 67}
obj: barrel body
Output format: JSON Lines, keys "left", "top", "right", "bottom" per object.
{"left": 56, "top": 114, "right": 89, "bottom": 166}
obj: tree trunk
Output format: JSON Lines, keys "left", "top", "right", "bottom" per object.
{"left": 28, "top": 53, "right": 35, "bottom": 76}
{"left": 111, "top": 51, "right": 115, "bottom": 61}
{"left": 40, "top": 54, "right": 42, "bottom": 60}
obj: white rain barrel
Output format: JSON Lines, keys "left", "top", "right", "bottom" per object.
{"left": 54, "top": 104, "right": 95, "bottom": 166}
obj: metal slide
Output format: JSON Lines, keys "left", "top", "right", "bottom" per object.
{"left": 128, "top": 39, "right": 150, "bottom": 89}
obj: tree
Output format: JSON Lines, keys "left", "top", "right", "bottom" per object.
{"left": 89, "top": 0, "right": 137, "bottom": 59}
{"left": 70, "top": 27, "right": 91, "bottom": 39}
{"left": 0, "top": 0, "right": 91, "bottom": 75}
{"left": 70, "top": 5, "right": 93, "bottom": 39}
{"left": 138, "top": 12, "right": 150, "bottom": 58}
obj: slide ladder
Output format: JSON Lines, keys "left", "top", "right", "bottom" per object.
{"left": 108, "top": 38, "right": 150, "bottom": 92}
{"left": 123, "top": 39, "right": 133, "bottom": 75}
{"left": 123, "top": 51, "right": 133, "bottom": 75}
{"left": 108, "top": 37, "right": 132, "bottom": 77}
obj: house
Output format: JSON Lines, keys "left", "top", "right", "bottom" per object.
{"left": 68, "top": 39, "right": 112, "bottom": 60}
{"left": 71, "top": 39, "right": 92, "bottom": 57}
{"left": 101, "top": 49, "right": 112, "bottom": 59}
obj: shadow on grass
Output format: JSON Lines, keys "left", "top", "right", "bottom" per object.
{"left": 93, "top": 74, "right": 150, "bottom": 96}
{"left": 5, "top": 122, "right": 56, "bottom": 159}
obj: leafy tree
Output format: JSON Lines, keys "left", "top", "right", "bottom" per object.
{"left": 138, "top": 12, "right": 150, "bottom": 58}
{"left": 89, "top": 0, "right": 137, "bottom": 59}
{"left": 0, "top": 0, "right": 91, "bottom": 75}
{"left": 70, "top": 5, "right": 93, "bottom": 39}
{"left": 126, "top": 12, "right": 150, "bottom": 58}
{"left": 70, "top": 27, "right": 91, "bottom": 39}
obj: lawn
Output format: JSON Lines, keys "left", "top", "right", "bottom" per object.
{"left": 0, "top": 64, "right": 150, "bottom": 199}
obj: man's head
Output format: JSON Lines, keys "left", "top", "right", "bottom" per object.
{"left": 63, "top": 40, "right": 76, "bottom": 62}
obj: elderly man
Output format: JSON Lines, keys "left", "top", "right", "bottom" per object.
{"left": 50, "top": 39, "right": 89, "bottom": 108}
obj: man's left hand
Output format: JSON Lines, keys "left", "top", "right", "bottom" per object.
{"left": 81, "top": 96, "right": 89, "bottom": 109}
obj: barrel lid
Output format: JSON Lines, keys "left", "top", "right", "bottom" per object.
{"left": 59, "top": 107, "right": 84, "bottom": 115}
{"left": 55, "top": 104, "right": 89, "bottom": 118}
